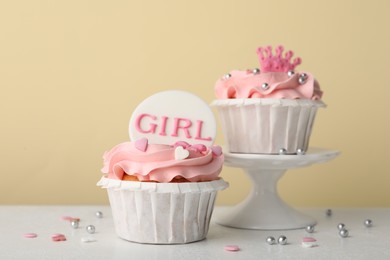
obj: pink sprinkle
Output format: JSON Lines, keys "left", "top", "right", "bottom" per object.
{"left": 302, "top": 237, "right": 318, "bottom": 248}
{"left": 134, "top": 137, "right": 148, "bottom": 152}
{"left": 61, "top": 216, "right": 73, "bottom": 221}
{"left": 61, "top": 216, "right": 80, "bottom": 222}
{"left": 302, "top": 237, "right": 317, "bottom": 242}
{"left": 224, "top": 245, "right": 240, "bottom": 252}
{"left": 24, "top": 233, "right": 38, "bottom": 238}
{"left": 52, "top": 234, "right": 67, "bottom": 242}
{"left": 191, "top": 144, "right": 207, "bottom": 152}
{"left": 211, "top": 145, "right": 222, "bottom": 156}
{"left": 174, "top": 141, "right": 190, "bottom": 149}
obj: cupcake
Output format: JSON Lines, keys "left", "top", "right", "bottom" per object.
{"left": 97, "top": 90, "right": 228, "bottom": 244}
{"left": 212, "top": 45, "right": 325, "bottom": 154}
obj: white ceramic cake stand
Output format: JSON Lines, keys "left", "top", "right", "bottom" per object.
{"left": 216, "top": 147, "right": 339, "bottom": 230}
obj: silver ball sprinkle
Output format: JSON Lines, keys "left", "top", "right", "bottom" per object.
{"left": 298, "top": 73, "right": 308, "bottom": 84}
{"left": 266, "top": 236, "right": 276, "bottom": 245}
{"left": 337, "top": 223, "right": 346, "bottom": 230}
{"left": 296, "top": 148, "right": 305, "bottom": 155}
{"left": 364, "top": 219, "right": 373, "bottom": 227}
{"left": 86, "top": 225, "right": 96, "bottom": 234}
{"left": 70, "top": 220, "right": 79, "bottom": 229}
{"left": 253, "top": 68, "right": 261, "bottom": 74}
{"left": 261, "top": 82, "right": 269, "bottom": 90}
{"left": 306, "top": 225, "right": 315, "bottom": 233}
{"left": 278, "top": 235, "right": 287, "bottom": 245}
{"left": 223, "top": 73, "right": 232, "bottom": 79}
{"left": 339, "top": 229, "right": 349, "bottom": 238}
{"left": 326, "top": 209, "right": 333, "bottom": 217}
{"left": 287, "top": 70, "right": 295, "bottom": 77}
{"left": 278, "top": 148, "right": 287, "bottom": 155}
{"left": 95, "top": 211, "right": 103, "bottom": 218}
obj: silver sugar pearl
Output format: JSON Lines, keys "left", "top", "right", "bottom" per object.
{"left": 95, "top": 211, "right": 103, "bottom": 218}
{"left": 326, "top": 209, "right": 333, "bottom": 217}
{"left": 306, "top": 225, "right": 315, "bottom": 233}
{"left": 266, "top": 236, "right": 276, "bottom": 245}
{"left": 339, "top": 229, "right": 349, "bottom": 238}
{"left": 261, "top": 82, "right": 269, "bottom": 90}
{"left": 298, "top": 73, "right": 308, "bottom": 84}
{"left": 86, "top": 225, "right": 96, "bottom": 234}
{"left": 364, "top": 219, "right": 373, "bottom": 227}
{"left": 223, "top": 73, "right": 232, "bottom": 79}
{"left": 287, "top": 70, "right": 295, "bottom": 77}
{"left": 253, "top": 68, "right": 261, "bottom": 74}
{"left": 278, "top": 148, "right": 287, "bottom": 155}
{"left": 70, "top": 220, "right": 79, "bottom": 229}
{"left": 337, "top": 223, "right": 346, "bottom": 230}
{"left": 296, "top": 148, "right": 305, "bottom": 155}
{"left": 278, "top": 235, "right": 287, "bottom": 245}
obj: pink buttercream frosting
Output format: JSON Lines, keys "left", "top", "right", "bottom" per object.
{"left": 101, "top": 141, "right": 224, "bottom": 183}
{"left": 215, "top": 46, "right": 323, "bottom": 100}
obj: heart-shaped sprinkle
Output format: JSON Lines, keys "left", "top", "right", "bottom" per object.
{"left": 211, "top": 145, "right": 222, "bottom": 156}
{"left": 174, "top": 141, "right": 190, "bottom": 149}
{"left": 301, "top": 237, "right": 318, "bottom": 248}
{"left": 174, "top": 146, "right": 190, "bottom": 160}
{"left": 52, "top": 233, "right": 67, "bottom": 242}
{"left": 24, "top": 233, "right": 38, "bottom": 238}
{"left": 81, "top": 237, "right": 97, "bottom": 243}
{"left": 61, "top": 216, "right": 80, "bottom": 222}
{"left": 224, "top": 245, "right": 240, "bottom": 252}
{"left": 191, "top": 144, "right": 207, "bottom": 152}
{"left": 302, "top": 237, "right": 317, "bottom": 242}
{"left": 135, "top": 138, "right": 148, "bottom": 152}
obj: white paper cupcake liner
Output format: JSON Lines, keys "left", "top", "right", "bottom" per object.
{"left": 97, "top": 177, "right": 228, "bottom": 244}
{"left": 211, "top": 98, "right": 325, "bottom": 154}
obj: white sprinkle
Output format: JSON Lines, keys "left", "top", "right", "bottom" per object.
{"left": 81, "top": 237, "right": 97, "bottom": 243}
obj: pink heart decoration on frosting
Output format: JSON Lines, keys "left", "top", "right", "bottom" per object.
{"left": 211, "top": 145, "right": 222, "bottom": 156}
{"left": 174, "top": 141, "right": 191, "bottom": 149}
{"left": 134, "top": 138, "right": 148, "bottom": 152}
{"left": 191, "top": 144, "right": 207, "bottom": 152}
{"left": 174, "top": 146, "right": 190, "bottom": 160}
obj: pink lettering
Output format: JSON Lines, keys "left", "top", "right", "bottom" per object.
{"left": 159, "top": 116, "right": 168, "bottom": 136}
{"left": 171, "top": 118, "right": 192, "bottom": 138}
{"left": 134, "top": 114, "right": 211, "bottom": 142}
{"left": 194, "top": 120, "right": 212, "bottom": 141}
{"left": 135, "top": 113, "right": 157, "bottom": 134}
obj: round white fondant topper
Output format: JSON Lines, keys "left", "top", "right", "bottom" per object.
{"left": 129, "top": 90, "right": 216, "bottom": 146}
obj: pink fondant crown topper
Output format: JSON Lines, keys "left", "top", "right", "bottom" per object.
{"left": 256, "top": 45, "right": 301, "bottom": 73}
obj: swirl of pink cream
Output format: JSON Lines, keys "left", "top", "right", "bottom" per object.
{"left": 101, "top": 142, "right": 224, "bottom": 183}
{"left": 215, "top": 70, "right": 323, "bottom": 100}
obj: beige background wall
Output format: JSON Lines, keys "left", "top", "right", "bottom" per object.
{"left": 1, "top": 0, "right": 389, "bottom": 207}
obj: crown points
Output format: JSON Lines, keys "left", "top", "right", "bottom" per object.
{"left": 256, "top": 45, "right": 301, "bottom": 73}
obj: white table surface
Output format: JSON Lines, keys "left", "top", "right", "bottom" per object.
{"left": 1, "top": 206, "right": 390, "bottom": 260}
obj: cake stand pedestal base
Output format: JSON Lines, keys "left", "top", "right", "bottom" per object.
{"left": 215, "top": 148, "right": 339, "bottom": 230}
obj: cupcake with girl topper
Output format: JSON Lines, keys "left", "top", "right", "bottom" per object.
{"left": 212, "top": 45, "right": 325, "bottom": 154}
{"left": 97, "top": 90, "right": 228, "bottom": 244}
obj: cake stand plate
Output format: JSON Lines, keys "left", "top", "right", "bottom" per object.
{"left": 215, "top": 147, "right": 339, "bottom": 230}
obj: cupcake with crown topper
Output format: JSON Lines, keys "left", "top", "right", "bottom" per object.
{"left": 97, "top": 90, "right": 228, "bottom": 244}
{"left": 212, "top": 45, "right": 325, "bottom": 154}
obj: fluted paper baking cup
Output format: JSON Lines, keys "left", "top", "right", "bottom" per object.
{"left": 97, "top": 177, "right": 228, "bottom": 244}
{"left": 211, "top": 98, "right": 325, "bottom": 154}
